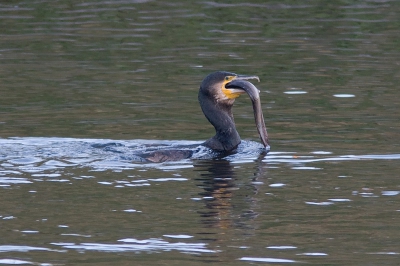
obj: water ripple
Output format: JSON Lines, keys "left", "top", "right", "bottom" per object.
{"left": 1, "top": 138, "right": 400, "bottom": 178}
{"left": 239, "top": 257, "right": 297, "bottom": 263}
{"left": 51, "top": 237, "right": 218, "bottom": 254}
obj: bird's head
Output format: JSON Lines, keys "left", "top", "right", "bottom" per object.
{"left": 199, "top": 71, "right": 260, "bottom": 104}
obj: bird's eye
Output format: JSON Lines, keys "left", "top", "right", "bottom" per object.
{"left": 225, "top": 76, "right": 230, "bottom": 81}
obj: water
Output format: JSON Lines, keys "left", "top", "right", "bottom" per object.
{"left": 1, "top": 1, "right": 400, "bottom": 265}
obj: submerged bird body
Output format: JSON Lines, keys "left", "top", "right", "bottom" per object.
{"left": 141, "top": 71, "right": 269, "bottom": 162}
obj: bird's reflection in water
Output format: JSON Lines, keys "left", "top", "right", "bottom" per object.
{"left": 193, "top": 153, "right": 267, "bottom": 234}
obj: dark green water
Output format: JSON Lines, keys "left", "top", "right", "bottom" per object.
{"left": 1, "top": 1, "right": 399, "bottom": 265}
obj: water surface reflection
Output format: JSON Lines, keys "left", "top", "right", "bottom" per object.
{"left": 195, "top": 158, "right": 265, "bottom": 230}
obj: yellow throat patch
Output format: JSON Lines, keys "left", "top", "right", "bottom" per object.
{"left": 221, "top": 76, "right": 245, "bottom": 99}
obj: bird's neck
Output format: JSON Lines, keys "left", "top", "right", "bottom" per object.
{"left": 199, "top": 95, "right": 241, "bottom": 151}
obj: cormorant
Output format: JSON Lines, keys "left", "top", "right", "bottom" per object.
{"left": 199, "top": 71, "right": 269, "bottom": 151}
{"left": 142, "top": 71, "right": 269, "bottom": 162}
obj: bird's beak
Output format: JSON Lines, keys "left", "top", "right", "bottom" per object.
{"left": 225, "top": 78, "right": 269, "bottom": 148}
{"left": 236, "top": 75, "right": 260, "bottom": 82}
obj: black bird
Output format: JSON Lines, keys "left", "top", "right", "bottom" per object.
{"left": 142, "top": 71, "right": 269, "bottom": 162}
{"left": 199, "top": 71, "right": 269, "bottom": 151}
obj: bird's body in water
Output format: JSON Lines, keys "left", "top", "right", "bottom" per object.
{"left": 142, "top": 71, "right": 269, "bottom": 163}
